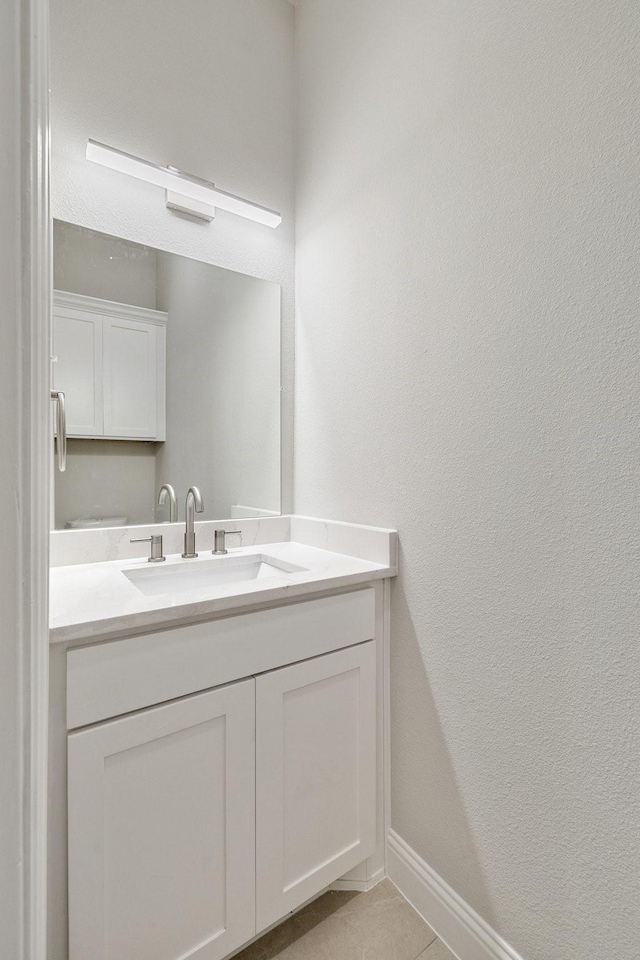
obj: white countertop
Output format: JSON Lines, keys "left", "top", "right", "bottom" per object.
{"left": 50, "top": 538, "right": 395, "bottom": 644}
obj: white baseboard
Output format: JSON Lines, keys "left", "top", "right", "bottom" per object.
{"left": 387, "top": 831, "right": 525, "bottom": 960}
{"left": 331, "top": 866, "right": 386, "bottom": 893}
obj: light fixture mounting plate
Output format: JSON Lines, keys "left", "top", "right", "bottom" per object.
{"left": 165, "top": 189, "right": 215, "bottom": 222}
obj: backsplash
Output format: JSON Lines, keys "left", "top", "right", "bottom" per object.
{"left": 50, "top": 516, "right": 291, "bottom": 567}
{"left": 49, "top": 515, "right": 398, "bottom": 569}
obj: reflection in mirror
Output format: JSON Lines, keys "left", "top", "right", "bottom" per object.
{"left": 52, "top": 220, "right": 281, "bottom": 530}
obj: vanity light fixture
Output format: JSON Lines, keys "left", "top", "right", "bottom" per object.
{"left": 86, "top": 139, "right": 282, "bottom": 228}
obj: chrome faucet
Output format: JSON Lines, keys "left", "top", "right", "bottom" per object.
{"left": 157, "top": 483, "right": 177, "bottom": 523}
{"left": 182, "top": 486, "right": 204, "bottom": 558}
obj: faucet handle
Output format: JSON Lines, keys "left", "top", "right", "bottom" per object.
{"left": 212, "top": 529, "right": 242, "bottom": 555}
{"left": 131, "top": 534, "right": 166, "bottom": 563}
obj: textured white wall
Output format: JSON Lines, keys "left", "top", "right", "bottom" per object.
{"left": 295, "top": 1, "right": 640, "bottom": 958}
{"left": 50, "top": 0, "right": 295, "bottom": 509}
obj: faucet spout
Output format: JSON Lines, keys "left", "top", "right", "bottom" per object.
{"left": 157, "top": 483, "right": 177, "bottom": 523}
{"left": 182, "top": 486, "right": 204, "bottom": 558}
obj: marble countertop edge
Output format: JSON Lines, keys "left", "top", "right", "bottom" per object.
{"left": 50, "top": 540, "right": 396, "bottom": 646}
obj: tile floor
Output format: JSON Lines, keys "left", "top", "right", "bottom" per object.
{"left": 234, "top": 879, "right": 456, "bottom": 960}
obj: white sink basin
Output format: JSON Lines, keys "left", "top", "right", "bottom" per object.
{"left": 123, "top": 553, "right": 307, "bottom": 597}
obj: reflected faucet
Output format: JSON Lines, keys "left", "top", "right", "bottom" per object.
{"left": 182, "top": 486, "right": 204, "bottom": 558}
{"left": 157, "top": 483, "right": 177, "bottom": 523}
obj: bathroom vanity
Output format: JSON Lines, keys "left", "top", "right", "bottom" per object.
{"left": 48, "top": 516, "right": 397, "bottom": 960}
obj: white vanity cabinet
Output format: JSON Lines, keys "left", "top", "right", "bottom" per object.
{"left": 255, "top": 642, "right": 377, "bottom": 931}
{"left": 63, "top": 590, "right": 380, "bottom": 960}
{"left": 67, "top": 681, "right": 256, "bottom": 960}
{"left": 52, "top": 290, "right": 167, "bottom": 440}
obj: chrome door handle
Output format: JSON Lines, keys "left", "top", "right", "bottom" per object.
{"left": 50, "top": 390, "right": 67, "bottom": 472}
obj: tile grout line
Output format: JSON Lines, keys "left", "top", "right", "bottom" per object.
{"left": 412, "top": 934, "right": 441, "bottom": 960}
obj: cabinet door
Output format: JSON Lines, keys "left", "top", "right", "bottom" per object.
{"left": 102, "top": 316, "right": 159, "bottom": 438}
{"left": 255, "top": 641, "right": 377, "bottom": 932}
{"left": 52, "top": 307, "right": 103, "bottom": 435}
{"left": 68, "top": 680, "right": 256, "bottom": 960}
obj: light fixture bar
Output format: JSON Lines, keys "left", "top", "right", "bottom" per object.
{"left": 86, "top": 140, "right": 282, "bottom": 228}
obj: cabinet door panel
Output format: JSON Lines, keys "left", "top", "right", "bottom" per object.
{"left": 68, "top": 680, "right": 255, "bottom": 960}
{"left": 256, "top": 642, "right": 377, "bottom": 931}
{"left": 52, "top": 308, "right": 103, "bottom": 435}
{"left": 103, "top": 316, "right": 158, "bottom": 438}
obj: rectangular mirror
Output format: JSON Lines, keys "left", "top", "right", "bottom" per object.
{"left": 52, "top": 219, "right": 281, "bottom": 529}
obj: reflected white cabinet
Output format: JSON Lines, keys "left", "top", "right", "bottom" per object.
{"left": 102, "top": 316, "right": 160, "bottom": 438}
{"left": 255, "top": 642, "right": 377, "bottom": 932}
{"left": 53, "top": 290, "right": 166, "bottom": 441}
{"left": 67, "top": 680, "right": 256, "bottom": 960}
{"left": 51, "top": 303, "right": 103, "bottom": 436}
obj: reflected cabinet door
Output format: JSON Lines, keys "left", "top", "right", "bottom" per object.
{"left": 102, "top": 316, "right": 161, "bottom": 439}
{"left": 68, "top": 679, "right": 256, "bottom": 960}
{"left": 52, "top": 306, "right": 103, "bottom": 436}
{"left": 255, "top": 642, "right": 377, "bottom": 932}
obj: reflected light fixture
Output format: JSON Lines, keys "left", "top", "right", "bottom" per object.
{"left": 86, "top": 139, "right": 282, "bottom": 228}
